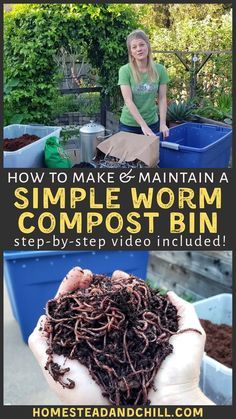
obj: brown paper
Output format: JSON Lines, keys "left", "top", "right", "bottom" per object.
{"left": 96, "top": 131, "right": 159, "bottom": 167}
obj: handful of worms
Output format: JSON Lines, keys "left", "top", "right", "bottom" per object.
{"left": 45, "top": 273, "right": 197, "bottom": 405}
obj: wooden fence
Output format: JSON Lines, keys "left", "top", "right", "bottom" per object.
{"left": 147, "top": 250, "right": 232, "bottom": 301}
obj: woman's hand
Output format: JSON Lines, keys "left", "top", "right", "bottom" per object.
{"left": 141, "top": 124, "right": 157, "bottom": 137}
{"left": 29, "top": 270, "right": 213, "bottom": 406}
{"left": 112, "top": 273, "right": 212, "bottom": 405}
{"left": 149, "top": 291, "right": 214, "bottom": 405}
{"left": 158, "top": 85, "right": 169, "bottom": 139}
{"left": 28, "top": 267, "right": 109, "bottom": 405}
{"left": 159, "top": 123, "right": 169, "bottom": 138}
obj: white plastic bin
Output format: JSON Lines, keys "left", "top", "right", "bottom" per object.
{"left": 4, "top": 124, "right": 61, "bottom": 168}
{"left": 194, "top": 294, "right": 232, "bottom": 405}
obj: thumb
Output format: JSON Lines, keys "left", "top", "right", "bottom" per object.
{"left": 167, "top": 291, "right": 205, "bottom": 335}
{"left": 55, "top": 267, "right": 93, "bottom": 298}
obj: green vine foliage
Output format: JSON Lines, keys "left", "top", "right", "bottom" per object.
{"left": 4, "top": 4, "right": 232, "bottom": 123}
{"left": 149, "top": 4, "right": 232, "bottom": 105}
{"left": 4, "top": 4, "right": 138, "bottom": 124}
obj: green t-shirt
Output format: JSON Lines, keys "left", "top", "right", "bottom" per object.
{"left": 118, "top": 62, "right": 169, "bottom": 126}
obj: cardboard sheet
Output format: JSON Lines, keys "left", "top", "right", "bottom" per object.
{"left": 96, "top": 131, "right": 159, "bottom": 167}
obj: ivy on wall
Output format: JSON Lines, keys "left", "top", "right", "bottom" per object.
{"left": 4, "top": 4, "right": 138, "bottom": 123}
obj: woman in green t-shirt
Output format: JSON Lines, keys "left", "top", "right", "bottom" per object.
{"left": 118, "top": 29, "right": 169, "bottom": 138}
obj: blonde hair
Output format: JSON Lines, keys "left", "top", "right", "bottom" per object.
{"left": 126, "top": 29, "right": 158, "bottom": 83}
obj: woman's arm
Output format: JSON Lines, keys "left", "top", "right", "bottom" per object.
{"left": 120, "top": 85, "right": 156, "bottom": 136}
{"left": 158, "top": 84, "right": 169, "bottom": 138}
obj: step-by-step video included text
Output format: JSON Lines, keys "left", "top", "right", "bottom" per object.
{"left": 2, "top": 169, "right": 232, "bottom": 250}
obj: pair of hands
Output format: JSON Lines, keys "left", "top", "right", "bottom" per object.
{"left": 141, "top": 123, "right": 169, "bottom": 139}
{"left": 29, "top": 267, "right": 213, "bottom": 405}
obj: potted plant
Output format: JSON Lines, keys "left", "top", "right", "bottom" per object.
{"left": 193, "top": 95, "right": 232, "bottom": 127}
{"left": 166, "top": 100, "right": 196, "bottom": 127}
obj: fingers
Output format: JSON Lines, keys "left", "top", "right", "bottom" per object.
{"left": 167, "top": 291, "right": 205, "bottom": 336}
{"left": 141, "top": 125, "right": 157, "bottom": 137}
{"left": 55, "top": 267, "right": 93, "bottom": 298}
{"left": 111, "top": 270, "right": 130, "bottom": 280}
{"left": 150, "top": 291, "right": 206, "bottom": 396}
{"left": 28, "top": 317, "right": 109, "bottom": 405}
{"left": 160, "top": 124, "right": 169, "bottom": 139}
{"left": 167, "top": 291, "right": 187, "bottom": 310}
{"left": 146, "top": 131, "right": 157, "bottom": 137}
{"left": 29, "top": 267, "right": 93, "bottom": 350}
{"left": 162, "top": 129, "right": 169, "bottom": 138}
{"left": 29, "top": 267, "right": 110, "bottom": 405}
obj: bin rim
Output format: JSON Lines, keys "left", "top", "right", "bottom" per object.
{"left": 203, "top": 352, "right": 232, "bottom": 374}
{"left": 4, "top": 124, "right": 62, "bottom": 129}
{"left": 193, "top": 293, "right": 232, "bottom": 305}
{"left": 3, "top": 250, "right": 101, "bottom": 260}
{"left": 166, "top": 122, "right": 232, "bottom": 132}
{"left": 3, "top": 249, "right": 144, "bottom": 260}
{"left": 159, "top": 122, "right": 232, "bottom": 153}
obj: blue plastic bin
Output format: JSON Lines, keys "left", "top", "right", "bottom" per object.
{"left": 159, "top": 123, "right": 232, "bottom": 168}
{"left": 4, "top": 250, "right": 149, "bottom": 342}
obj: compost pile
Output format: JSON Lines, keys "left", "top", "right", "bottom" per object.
{"left": 93, "top": 149, "right": 150, "bottom": 168}
{"left": 200, "top": 319, "right": 232, "bottom": 368}
{"left": 45, "top": 274, "right": 179, "bottom": 405}
{"left": 4, "top": 134, "right": 40, "bottom": 151}
{"left": 94, "top": 156, "right": 149, "bottom": 168}
{"left": 73, "top": 162, "right": 96, "bottom": 168}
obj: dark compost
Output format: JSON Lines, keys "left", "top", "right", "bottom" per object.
{"left": 45, "top": 274, "right": 199, "bottom": 405}
{"left": 4, "top": 134, "right": 40, "bottom": 151}
{"left": 200, "top": 319, "right": 232, "bottom": 368}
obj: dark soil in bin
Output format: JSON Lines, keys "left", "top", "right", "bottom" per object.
{"left": 4, "top": 134, "right": 40, "bottom": 151}
{"left": 94, "top": 149, "right": 149, "bottom": 168}
{"left": 200, "top": 319, "right": 232, "bottom": 368}
{"left": 45, "top": 273, "right": 201, "bottom": 405}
